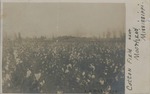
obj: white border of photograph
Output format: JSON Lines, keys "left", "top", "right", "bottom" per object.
{"left": 125, "top": 0, "right": 150, "bottom": 94}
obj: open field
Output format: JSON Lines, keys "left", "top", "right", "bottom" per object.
{"left": 2, "top": 36, "right": 125, "bottom": 94}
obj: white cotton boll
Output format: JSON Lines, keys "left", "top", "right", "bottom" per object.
{"left": 108, "top": 85, "right": 111, "bottom": 91}
{"left": 82, "top": 72, "right": 85, "bottom": 76}
{"left": 91, "top": 75, "right": 95, "bottom": 79}
{"left": 44, "top": 56, "right": 47, "bottom": 59}
{"left": 104, "top": 72, "right": 107, "bottom": 75}
{"left": 46, "top": 65, "right": 48, "bottom": 67}
{"left": 52, "top": 65, "right": 54, "bottom": 68}
{"left": 26, "top": 69, "right": 31, "bottom": 78}
{"left": 88, "top": 74, "right": 91, "bottom": 78}
{"left": 67, "top": 64, "right": 72, "bottom": 68}
{"left": 65, "top": 69, "right": 69, "bottom": 73}
{"left": 13, "top": 50, "right": 18, "bottom": 58}
{"left": 57, "top": 91, "right": 63, "bottom": 94}
{"left": 75, "top": 68, "right": 78, "bottom": 71}
{"left": 40, "top": 82, "right": 43, "bottom": 86}
{"left": 121, "top": 69, "right": 124, "bottom": 73}
{"left": 6, "top": 61, "right": 9, "bottom": 64}
{"left": 89, "top": 64, "right": 95, "bottom": 71}
{"left": 42, "top": 61, "right": 45, "bottom": 64}
{"left": 62, "top": 68, "right": 64, "bottom": 72}
{"left": 110, "top": 65, "right": 113, "bottom": 68}
{"left": 84, "top": 81, "right": 88, "bottom": 85}
{"left": 45, "top": 68, "right": 48, "bottom": 71}
{"left": 20, "top": 60, "right": 23, "bottom": 64}
{"left": 35, "top": 73, "right": 41, "bottom": 81}
{"left": 8, "top": 83, "right": 10, "bottom": 87}
{"left": 76, "top": 77, "right": 80, "bottom": 82}
{"left": 113, "top": 69, "right": 117, "bottom": 73}
{"left": 115, "top": 76, "right": 118, "bottom": 81}
{"left": 87, "top": 79, "right": 90, "bottom": 82}
{"left": 104, "top": 91, "right": 109, "bottom": 94}
{"left": 99, "top": 79, "right": 105, "bottom": 85}
{"left": 115, "top": 66, "right": 118, "bottom": 69}
{"left": 6, "top": 74, "right": 10, "bottom": 80}
{"left": 16, "top": 58, "right": 20, "bottom": 65}
{"left": 40, "top": 80, "right": 45, "bottom": 86}
{"left": 5, "top": 65, "right": 9, "bottom": 71}
{"left": 42, "top": 80, "right": 45, "bottom": 84}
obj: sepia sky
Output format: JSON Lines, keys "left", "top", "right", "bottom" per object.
{"left": 3, "top": 3, "right": 125, "bottom": 38}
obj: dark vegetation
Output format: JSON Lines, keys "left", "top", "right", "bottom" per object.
{"left": 2, "top": 34, "right": 125, "bottom": 94}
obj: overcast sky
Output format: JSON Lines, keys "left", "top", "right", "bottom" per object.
{"left": 3, "top": 3, "right": 125, "bottom": 38}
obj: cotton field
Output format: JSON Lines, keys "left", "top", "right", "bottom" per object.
{"left": 2, "top": 36, "right": 125, "bottom": 94}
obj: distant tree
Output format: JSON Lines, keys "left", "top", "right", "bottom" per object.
{"left": 103, "top": 32, "right": 106, "bottom": 39}
{"left": 40, "top": 36, "right": 46, "bottom": 41}
{"left": 113, "top": 31, "right": 117, "bottom": 39}
{"left": 3, "top": 32, "right": 10, "bottom": 41}
{"left": 106, "top": 31, "right": 111, "bottom": 39}
{"left": 18, "top": 32, "right": 22, "bottom": 40}
{"left": 119, "top": 31, "right": 125, "bottom": 40}
{"left": 14, "top": 32, "right": 17, "bottom": 40}
{"left": 98, "top": 34, "right": 101, "bottom": 39}
{"left": 52, "top": 34, "right": 55, "bottom": 40}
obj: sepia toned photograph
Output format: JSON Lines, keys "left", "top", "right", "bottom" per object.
{"left": 2, "top": 3, "right": 125, "bottom": 94}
